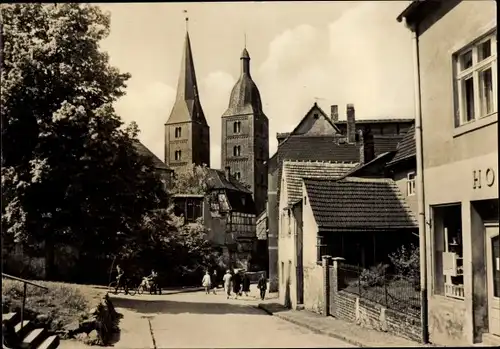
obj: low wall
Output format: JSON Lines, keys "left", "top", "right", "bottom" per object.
{"left": 304, "top": 264, "right": 323, "bottom": 314}
{"left": 324, "top": 256, "right": 422, "bottom": 343}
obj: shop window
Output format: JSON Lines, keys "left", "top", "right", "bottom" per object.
{"left": 433, "top": 204, "right": 464, "bottom": 300}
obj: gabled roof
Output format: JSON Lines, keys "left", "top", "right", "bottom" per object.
{"left": 279, "top": 103, "right": 340, "bottom": 146}
{"left": 205, "top": 168, "right": 252, "bottom": 194}
{"left": 283, "top": 160, "right": 358, "bottom": 206}
{"left": 303, "top": 177, "right": 417, "bottom": 231}
{"left": 386, "top": 124, "right": 416, "bottom": 166}
{"left": 133, "top": 140, "right": 171, "bottom": 171}
{"left": 166, "top": 32, "right": 208, "bottom": 126}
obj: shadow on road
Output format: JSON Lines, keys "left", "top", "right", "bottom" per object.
{"left": 110, "top": 295, "right": 265, "bottom": 316}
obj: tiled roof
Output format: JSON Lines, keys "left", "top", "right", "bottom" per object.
{"left": 283, "top": 161, "right": 358, "bottom": 206}
{"left": 387, "top": 124, "right": 416, "bottom": 166}
{"left": 205, "top": 168, "right": 252, "bottom": 193}
{"left": 373, "top": 135, "right": 404, "bottom": 156}
{"left": 334, "top": 118, "right": 414, "bottom": 124}
{"left": 133, "top": 140, "right": 171, "bottom": 171}
{"left": 304, "top": 177, "right": 417, "bottom": 231}
{"left": 278, "top": 136, "right": 360, "bottom": 163}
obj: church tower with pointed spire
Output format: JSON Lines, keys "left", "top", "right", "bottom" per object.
{"left": 221, "top": 46, "right": 269, "bottom": 215}
{"left": 165, "top": 28, "right": 210, "bottom": 169}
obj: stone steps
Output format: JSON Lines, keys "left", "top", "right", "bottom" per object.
{"left": 2, "top": 311, "right": 60, "bottom": 349}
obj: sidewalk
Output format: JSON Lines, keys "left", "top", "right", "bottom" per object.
{"left": 257, "top": 302, "right": 427, "bottom": 348}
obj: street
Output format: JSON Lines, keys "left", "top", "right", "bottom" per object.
{"left": 67, "top": 287, "right": 354, "bottom": 348}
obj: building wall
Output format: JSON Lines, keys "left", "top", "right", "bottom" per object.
{"left": 221, "top": 114, "right": 269, "bottom": 215}
{"left": 393, "top": 168, "right": 418, "bottom": 215}
{"left": 267, "top": 167, "right": 279, "bottom": 291}
{"left": 294, "top": 112, "right": 337, "bottom": 136}
{"left": 417, "top": 1, "right": 498, "bottom": 345}
{"left": 302, "top": 184, "right": 324, "bottom": 314}
{"left": 278, "top": 175, "right": 292, "bottom": 305}
{"left": 165, "top": 121, "right": 210, "bottom": 168}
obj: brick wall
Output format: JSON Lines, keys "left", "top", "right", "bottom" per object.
{"left": 325, "top": 257, "right": 422, "bottom": 343}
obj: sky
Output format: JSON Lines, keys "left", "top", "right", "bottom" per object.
{"left": 98, "top": 1, "right": 415, "bottom": 169}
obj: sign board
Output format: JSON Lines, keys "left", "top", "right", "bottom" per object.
{"left": 473, "top": 168, "right": 496, "bottom": 189}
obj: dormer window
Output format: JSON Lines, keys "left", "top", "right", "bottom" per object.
{"left": 233, "top": 121, "right": 241, "bottom": 134}
{"left": 175, "top": 127, "right": 182, "bottom": 138}
{"left": 175, "top": 150, "right": 182, "bottom": 161}
{"left": 233, "top": 145, "right": 241, "bottom": 157}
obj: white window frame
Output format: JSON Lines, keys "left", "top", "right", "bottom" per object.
{"left": 407, "top": 171, "right": 416, "bottom": 197}
{"left": 455, "top": 32, "right": 497, "bottom": 127}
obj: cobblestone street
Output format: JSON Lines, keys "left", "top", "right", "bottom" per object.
{"left": 64, "top": 288, "right": 354, "bottom": 348}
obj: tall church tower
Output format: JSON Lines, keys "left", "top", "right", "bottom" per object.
{"left": 221, "top": 47, "right": 269, "bottom": 215}
{"left": 165, "top": 30, "right": 210, "bottom": 169}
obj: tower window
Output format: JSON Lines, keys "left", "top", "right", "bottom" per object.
{"left": 175, "top": 127, "right": 182, "bottom": 138}
{"left": 234, "top": 172, "right": 241, "bottom": 181}
{"left": 175, "top": 150, "right": 182, "bottom": 161}
{"left": 233, "top": 145, "right": 241, "bottom": 157}
{"left": 233, "top": 121, "right": 241, "bottom": 134}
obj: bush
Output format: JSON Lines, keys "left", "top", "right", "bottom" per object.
{"left": 389, "top": 243, "right": 420, "bottom": 281}
{"left": 359, "top": 263, "right": 389, "bottom": 288}
{"left": 1, "top": 279, "right": 105, "bottom": 333}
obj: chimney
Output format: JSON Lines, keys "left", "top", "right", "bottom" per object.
{"left": 358, "top": 130, "right": 375, "bottom": 164}
{"left": 331, "top": 105, "right": 339, "bottom": 122}
{"left": 224, "top": 166, "right": 231, "bottom": 180}
{"left": 346, "top": 104, "right": 356, "bottom": 143}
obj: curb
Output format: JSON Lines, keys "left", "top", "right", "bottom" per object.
{"left": 161, "top": 287, "right": 204, "bottom": 295}
{"left": 256, "top": 304, "right": 366, "bottom": 347}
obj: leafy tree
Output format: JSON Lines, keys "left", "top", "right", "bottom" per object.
{"left": 1, "top": 4, "right": 167, "bottom": 278}
{"left": 118, "top": 207, "right": 222, "bottom": 287}
{"left": 169, "top": 163, "right": 209, "bottom": 195}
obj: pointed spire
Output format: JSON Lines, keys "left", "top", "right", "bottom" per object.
{"left": 166, "top": 20, "right": 208, "bottom": 125}
{"left": 240, "top": 46, "right": 250, "bottom": 76}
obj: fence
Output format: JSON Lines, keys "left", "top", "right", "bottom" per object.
{"left": 337, "top": 263, "right": 421, "bottom": 317}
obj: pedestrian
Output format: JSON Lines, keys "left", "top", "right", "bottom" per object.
{"left": 232, "top": 269, "right": 242, "bottom": 299}
{"left": 223, "top": 270, "right": 232, "bottom": 299}
{"left": 257, "top": 274, "right": 267, "bottom": 301}
{"left": 241, "top": 271, "right": 250, "bottom": 297}
{"left": 202, "top": 271, "right": 211, "bottom": 294}
{"left": 211, "top": 270, "right": 218, "bottom": 295}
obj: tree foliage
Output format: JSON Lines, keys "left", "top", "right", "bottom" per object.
{"left": 169, "top": 163, "right": 209, "bottom": 195}
{"left": 1, "top": 4, "right": 167, "bottom": 260}
{"left": 389, "top": 243, "right": 420, "bottom": 280}
{"left": 117, "top": 207, "right": 222, "bottom": 286}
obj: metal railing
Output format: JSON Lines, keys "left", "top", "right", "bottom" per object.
{"left": 2, "top": 273, "right": 48, "bottom": 331}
